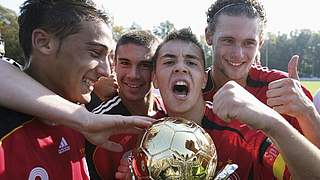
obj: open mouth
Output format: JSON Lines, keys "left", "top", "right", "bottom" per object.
{"left": 172, "top": 81, "right": 189, "bottom": 97}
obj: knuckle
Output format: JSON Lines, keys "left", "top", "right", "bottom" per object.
{"left": 286, "top": 78, "right": 295, "bottom": 86}
{"left": 266, "top": 99, "right": 272, "bottom": 106}
{"left": 266, "top": 90, "right": 271, "bottom": 97}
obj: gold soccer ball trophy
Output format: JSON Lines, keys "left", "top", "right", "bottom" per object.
{"left": 129, "top": 117, "right": 218, "bottom": 180}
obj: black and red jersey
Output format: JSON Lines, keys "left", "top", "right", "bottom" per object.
{"left": 0, "top": 107, "right": 89, "bottom": 179}
{"left": 154, "top": 102, "right": 291, "bottom": 180}
{"left": 203, "top": 65, "right": 313, "bottom": 133}
{"left": 85, "top": 93, "right": 165, "bottom": 180}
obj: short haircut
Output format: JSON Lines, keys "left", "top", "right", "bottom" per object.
{"left": 206, "top": 0, "right": 267, "bottom": 36}
{"left": 152, "top": 27, "right": 205, "bottom": 68}
{"left": 18, "top": 0, "right": 112, "bottom": 67}
{"left": 115, "top": 30, "right": 159, "bottom": 60}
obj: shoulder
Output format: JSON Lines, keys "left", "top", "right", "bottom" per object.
{"left": 248, "top": 65, "right": 313, "bottom": 100}
{"left": 248, "top": 65, "right": 288, "bottom": 83}
{"left": 0, "top": 107, "right": 33, "bottom": 140}
{"left": 85, "top": 92, "right": 103, "bottom": 111}
{"left": 1, "top": 57, "right": 22, "bottom": 70}
{"left": 91, "top": 95, "right": 129, "bottom": 115}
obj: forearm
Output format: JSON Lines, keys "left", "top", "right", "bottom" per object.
{"left": 266, "top": 114, "right": 320, "bottom": 179}
{"left": 0, "top": 60, "right": 88, "bottom": 131}
{"left": 296, "top": 103, "right": 320, "bottom": 148}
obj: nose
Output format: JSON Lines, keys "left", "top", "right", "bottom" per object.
{"left": 128, "top": 66, "right": 140, "bottom": 79}
{"left": 231, "top": 44, "right": 244, "bottom": 60}
{"left": 96, "top": 60, "right": 111, "bottom": 78}
{"left": 173, "top": 59, "right": 188, "bottom": 74}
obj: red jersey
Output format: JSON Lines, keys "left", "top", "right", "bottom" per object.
{"left": 0, "top": 107, "right": 89, "bottom": 180}
{"left": 85, "top": 94, "right": 165, "bottom": 180}
{"left": 203, "top": 65, "right": 313, "bottom": 133}
{"left": 154, "top": 102, "right": 292, "bottom": 180}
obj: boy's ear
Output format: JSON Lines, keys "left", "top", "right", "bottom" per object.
{"left": 202, "top": 71, "right": 208, "bottom": 89}
{"left": 259, "top": 38, "right": 265, "bottom": 49}
{"left": 32, "top": 29, "right": 59, "bottom": 55}
{"left": 152, "top": 72, "right": 159, "bottom": 89}
{"left": 205, "top": 27, "right": 213, "bottom": 46}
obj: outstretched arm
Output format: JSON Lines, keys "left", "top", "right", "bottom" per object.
{"left": 0, "top": 59, "right": 153, "bottom": 152}
{"left": 212, "top": 81, "right": 320, "bottom": 179}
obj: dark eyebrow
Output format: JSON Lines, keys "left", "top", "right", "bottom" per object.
{"left": 220, "top": 36, "right": 257, "bottom": 42}
{"left": 246, "top": 38, "right": 258, "bottom": 42}
{"left": 86, "top": 42, "right": 109, "bottom": 51}
{"left": 117, "top": 57, "right": 129, "bottom": 61}
{"left": 160, "top": 53, "right": 176, "bottom": 59}
{"left": 220, "top": 35, "right": 232, "bottom": 38}
{"left": 219, "top": 36, "right": 233, "bottom": 40}
{"left": 185, "top": 54, "right": 199, "bottom": 59}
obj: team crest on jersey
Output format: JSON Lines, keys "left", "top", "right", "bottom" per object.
{"left": 58, "top": 137, "right": 70, "bottom": 154}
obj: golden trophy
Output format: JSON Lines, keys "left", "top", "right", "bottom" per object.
{"left": 129, "top": 117, "right": 218, "bottom": 180}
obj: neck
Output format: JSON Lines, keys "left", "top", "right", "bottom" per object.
{"left": 167, "top": 98, "right": 206, "bottom": 126}
{"left": 121, "top": 92, "right": 155, "bottom": 116}
{"left": 25, "top": 56, "right": 73, "bottom": 104}
{"left": 211, "top": 67, "right": 247, "bottom": 91}
{"left": 25, "top": 61, "right": 62, "bottom": 98}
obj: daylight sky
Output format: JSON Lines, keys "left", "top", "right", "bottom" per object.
{"left": 0, "top": 0, "right": 319, "bottom": 37}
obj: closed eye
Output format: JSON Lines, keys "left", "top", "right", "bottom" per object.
{"left": 90, "top": 50, "right": 103, "bottom": 59}
{"left": 161, "top": 54, "right": 176, "bottom": 65}
{"left": 186, "top": 60, "right": 197, "bottom": 66}
{"left": 163, "top": 59, "right": 174, "bottom": 65}
{"left": 140, "top": 61, "right": 153, "bottom": 70}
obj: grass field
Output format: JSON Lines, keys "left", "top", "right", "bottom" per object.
{"left": 301, "top": 81, "right": 320, "bottom": 96}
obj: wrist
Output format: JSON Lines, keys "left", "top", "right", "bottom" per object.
{"left": 296, "top": 103, "right": 318, "bottom": 121}
{"left": 260, "top": 111, "right": 286, "bottom": 136}
{"left": 62, "top": 104, "right": 91, "bottom": 132}
{"left": 75, "top": 105, "right": 92, "bottom": 132}
{"left": 264, "top": 117, "right": 287, "bottom": 140}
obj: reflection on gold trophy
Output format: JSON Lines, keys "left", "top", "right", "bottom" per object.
{"left": 130, "top": 117, "right": 217, "bottom": 180}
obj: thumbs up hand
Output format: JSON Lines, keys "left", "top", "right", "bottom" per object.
{"left": 288, "top": 55, "right": 300, "bottom": 80}
{"left": 266, "top": 55, "right": 312, "bottom": 119}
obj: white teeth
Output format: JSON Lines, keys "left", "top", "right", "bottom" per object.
{"left": 83, "top": 78, "right": 94, "bottom": 91}
{"left": 175, "top": 81, "right": 187, "bottom": 85}
{"left": 228, "top": 61, "right": 242, "bottom": 66}
{"left": 127, "top": 84, "right": 139, "bottom": 88}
